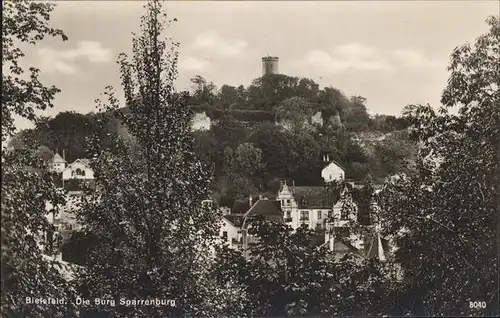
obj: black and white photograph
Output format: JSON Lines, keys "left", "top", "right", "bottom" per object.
{"left": 2, "top": 0, "right": 499, "bottom": 317}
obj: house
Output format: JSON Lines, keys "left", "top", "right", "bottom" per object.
{"left": 321, "top": 155, "right": 345, "bottom": 183}
{"left": 241, "top": 197, "right": 284, "bottom": 257}
{"left": 51, "top": 153, "right": 67, "bottom": 173}
{"left": 61, "top": 159, "right": 95, "bottom": 191}
{"left": 219, "top": 214, "right": 245, "bottom": 249}
{"left": 62, "top": 159, "right": 94, "bottom": 180}
{"left": 277, "top": 182, "right": 336, "bottom": 230}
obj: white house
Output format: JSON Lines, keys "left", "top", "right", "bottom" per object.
{"left": 321, "top": 157, "right": 345, "bottom": 183}
{"left": 277, "top": 181, "right": 336, "bottom": 231}
{"left": 51, "top": 153, "right": 67, "bottom": 173}
{"left": 62, "top": 159, "right": 94, "bottom": 181}
{"left": 218, "top": 214, "right": 244, "bottom": 249}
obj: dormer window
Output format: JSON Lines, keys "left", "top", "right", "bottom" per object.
{"left": 74, "top": 168, "right": 85, "bottom": 176}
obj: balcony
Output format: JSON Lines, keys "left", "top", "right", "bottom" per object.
{"left": 299, "top": 217, "right": 309, "bottom": 221}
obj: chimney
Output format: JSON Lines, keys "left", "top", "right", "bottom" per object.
{"left": 259, "top": 194, "right": 263, "bottom": 200}
{"left": 249, "top": 196, "right": 253, "bottom": 208}
{"left": 62, "top": 149, "right": 66, "bottom": 161}
{"left": 326, "top": 154, "right": 330, "bottom": 162}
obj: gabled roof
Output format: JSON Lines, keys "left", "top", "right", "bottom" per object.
{"left": 65, "top": 159, "right": 91, "bottom": 170}
{"left": 294, "top": 186, "right": 339, "bottom": 209}
{"left": 242, "top": 199, "right": 283, "bottom": 228}
{"left": 53, "top": 153, "right": 67, "bottom": 163}
{"left": 78, "top": 159, "right": 91, "bottom": 166}
{"left": 323, "top": 160, "right": 345, "bottom": 171}
{"left": 223, "top": 214, "right": 245, "bottom": 227}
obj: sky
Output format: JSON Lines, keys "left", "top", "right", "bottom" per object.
{"left": 13, "top": 0, "right": 498, "bottom": 131}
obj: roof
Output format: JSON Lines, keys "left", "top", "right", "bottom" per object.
{"left": 223, "top": 214, "right": 245, "bottom": 227}
{"left": 53, "top": 153, "right": 67, "bottom": 163}
{"left": 79, "top": 159, "right": 91, "bottom": 166}
{"left": 64, "top": 159, "right": 91, "bottom": 170}
{"left": 294, "top": 186, "right": 340, "bottom": 209}
{"left": 323, "top": 160, "right": 345, "bottom": 171}
{"left": 242, "top": 199, "right": 283, "bottom": 228}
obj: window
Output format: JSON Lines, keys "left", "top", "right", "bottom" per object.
{"left": 286, "top": 199, "right": 290, "bottom": 205}
{"left": 75, "top": 168, "right": 85, "bottom": 176}
{"left": 300, "top": 211, "right": 309, "bottom": 220}
{"left": 317, "top": 210, "right": 322, "bottom": 219}
{"left": 222, "top": 231, "right": 228, "bottom": 241}
{"left": 286, "top": 211, "right": 291, "bottom": 219}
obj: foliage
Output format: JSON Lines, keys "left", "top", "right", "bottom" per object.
{"left": 246, "top": 122, "right": 294, "bottom": 178}
{"left": 213, "top": 217, "right": 397, "bottom": 316}
{"left": 377, "top": 16, "right": 499, "bottom": 316}
{"left": 233, "top": 142, "right": 265, "bottom": 177}
{"left": 228, "top": 109, "right": 275, "bottom": 122}
{"left": 344, "top": 96, "right": 370, "bottom": 132}
{"left": 75, "top": 1, "right": 221, "bottom": 316}
{"left": 275, "top": 96, "right": 317, "bottom": 132}
{"left": 1, "top": 1, "right": 76, "bottom": 317}
{"left": 2, "top": 0, "right": 67, "bottom": 141}
{"left": 190, "top": 75, "right": 217, "bottom": 105}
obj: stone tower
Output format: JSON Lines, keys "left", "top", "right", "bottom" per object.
{"left": 262, "top": 56, "right": 279, "bottom": 76}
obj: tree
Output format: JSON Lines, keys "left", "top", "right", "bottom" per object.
{"left": 210, "top": 115, "right": 247, "bottom": 173}
{"left": 217, "top": 84, "right": 238, "bottom": 109}
{"left": 192, "top": 130, "right": 218, "bottom": 171}
{"left": 246, "top": 74, "right": 301, "bottom": 111}
{"left": 2, "top": 1, "right": 75, "bottom": 316}
{"left": 37, "top": 145, "right": 55, "bottom": 163}
{"left": 344, "top": 96, "right": 370, "bottom": 132}
{"left": 275, "top": 97, "right": 316, "bottom": 133}
{"left": 210, "top": 115, "right": 247, "bottom": 151}
{"left": 317, "top": 86, "right": 350, "bottom": 117}
{"left": 234, "top": 142, "right": 264, "bottom": 177}
{"left": 43, "top": 111, "right": 97, "bottom": 161}
{"left": 378, "top": 16, "right": 499, "bottom": 316}
{"left": 75, "top": 1, "right": 221, "bottom": 316}
{"left": 247, "top": 122, "right": 294, "bottom": 178}
{"left": 190, "top": 75, "right": 217, "bottom": 104}
{"left": 215, "top": 216, "right": 395, "bottom": 317}
{"left": 288, "top": 131, "right": 322, "bottom": 184}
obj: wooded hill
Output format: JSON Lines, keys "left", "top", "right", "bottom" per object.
{"left": 10, "top": 73, "right": 417, "bottom": 210}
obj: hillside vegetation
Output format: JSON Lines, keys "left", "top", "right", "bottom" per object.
{"left": 10, "top": 73, "right": 417, "bottom": 210}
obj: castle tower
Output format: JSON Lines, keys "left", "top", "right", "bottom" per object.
{"left": 262, "top": 56, "right": 279, "bottom": 76}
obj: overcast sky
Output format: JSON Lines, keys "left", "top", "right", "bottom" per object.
{"left": 14, "top": 0, "right": 498, "bottom": 131}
